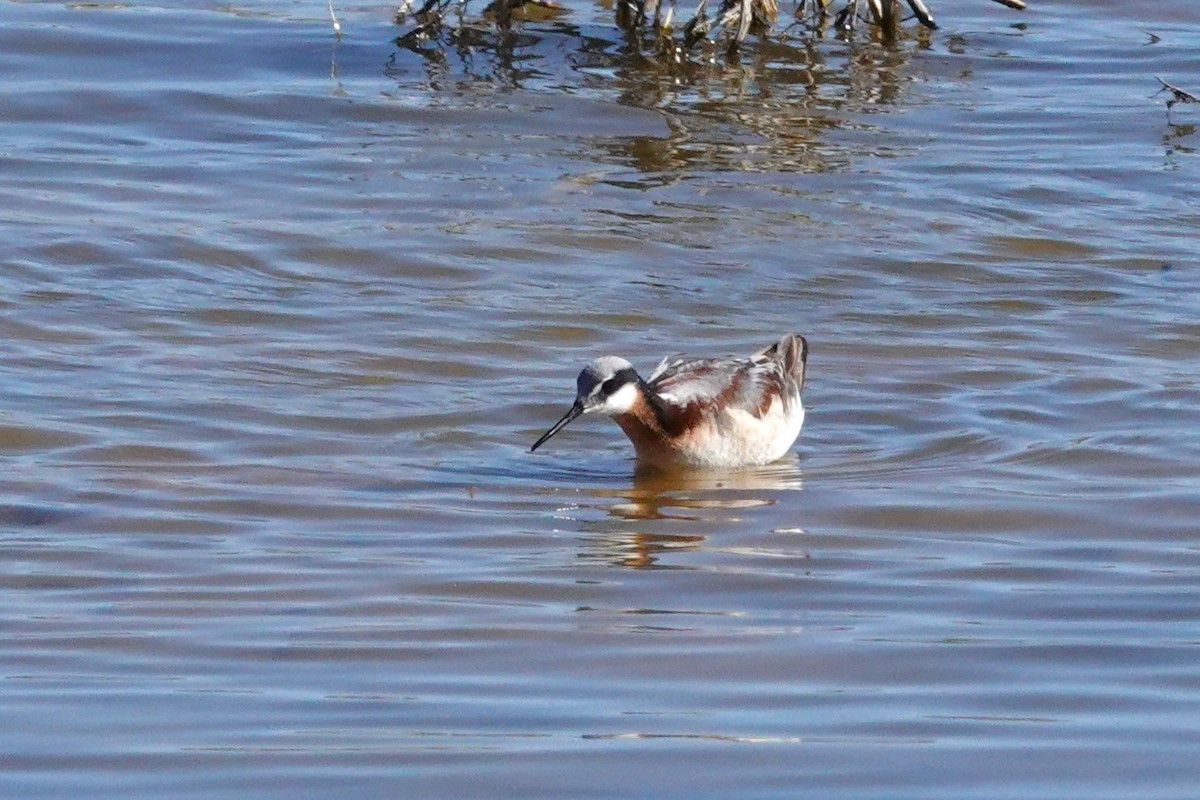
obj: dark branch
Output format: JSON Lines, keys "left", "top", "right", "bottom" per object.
{"left": 1155, "top": 76, "right": 1199, "bottom": 110}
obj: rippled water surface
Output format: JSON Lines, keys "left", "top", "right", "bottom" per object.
{"left": 3, "top": 0, "right": 1199, "bottom": 797}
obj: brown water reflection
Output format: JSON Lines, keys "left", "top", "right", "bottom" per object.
{"left": 573, "top": 462, "right": 803, "bottom": 566}
{"left": 606, "top": 462, "right": 802, "bottom": 521}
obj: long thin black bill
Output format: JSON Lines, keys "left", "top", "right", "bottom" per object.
{"left": 530, "top": 402, "right": 584, "bottom": 452}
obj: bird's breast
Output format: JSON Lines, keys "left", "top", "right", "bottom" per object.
{"left": 614, "top": 389, "right": 804, "bottom": 468}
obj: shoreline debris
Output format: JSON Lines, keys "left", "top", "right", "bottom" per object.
{"left": 1155, "top": 76, "right": 1198, "bottom": 120}
{"left": 394, "top": 0, "right": 1028, "bottom": 54}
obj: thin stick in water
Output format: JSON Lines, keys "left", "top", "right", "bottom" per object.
{"left": 328, "top": 0, "right": 342, "bottom": 34}
{"left": 1155, "top": 76, "right": 1199, "bottom": 108}
{"left": 905, "top": 0, "right": 936, "bottom": 29}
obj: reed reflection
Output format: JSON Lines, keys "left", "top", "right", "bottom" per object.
{"left": 576, "top": 460, "right": 804, "bottom": 568}
{"left": 1163, "top": 122, "right": 1196, "bottom": 165}
{"left": 388, "top": 16, "right": 929, "bottom": 175}
{"left": 590, "top": 31, "right": 924, "bottom": 174}
{"left": 389, "top": 25, "right": 550, "bottom": 91}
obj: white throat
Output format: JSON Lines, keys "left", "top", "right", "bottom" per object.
{"left": 592, "top": 382, "right": 639, "bottom": 416}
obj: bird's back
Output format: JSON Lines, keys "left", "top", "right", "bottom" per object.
{"left": 639, "top": 333, "right": 808, "bottom": 466}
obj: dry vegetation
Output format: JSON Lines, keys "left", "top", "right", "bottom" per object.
{"left": 394, "top": 0, "right": 1028, "bottom": 56}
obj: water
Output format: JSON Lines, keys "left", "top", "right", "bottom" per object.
{"left": 2, "top": 0, "right": 1199, "bottom": 797}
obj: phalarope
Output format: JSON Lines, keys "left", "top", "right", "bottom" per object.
{"left": 531, "top": 333, "right": 808, "bottom": 468}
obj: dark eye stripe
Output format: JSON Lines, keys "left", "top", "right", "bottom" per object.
{"left": 601, "top": 377, "right": 620, "bottom": 394}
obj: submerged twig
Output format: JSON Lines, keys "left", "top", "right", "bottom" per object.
{"left": 833, "top": 0, "right": 858, "bottom": 30}
{"left": 905, "top": 0, "right": 936, "bottom": 29}
{"left": 794, "top": 0, "right": 831, "bottom": 26}
{"left": 1155, "top": 77, "right": 1198, "bottom": 109}
{"left": 1155, "top": 76, "right": 1198, "bottom": 121}
{"left": 866, "top": 0, "right": 899, "bottom": 37}
{"left": 709, "top": 0, "right": 777, "bottom": 50}
{"left": 327, "top": 0, "right": 342, "bottom": 34}
{"left": 682, "top": 0, "right": 712, "bottom": 48}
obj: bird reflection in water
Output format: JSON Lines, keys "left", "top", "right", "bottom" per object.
{"left": 576, "top": 460, "right": 804, "bottom": 568}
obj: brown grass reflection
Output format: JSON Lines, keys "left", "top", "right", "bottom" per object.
{"left": 390, "top": 18, "right": 929, "bottom": 175}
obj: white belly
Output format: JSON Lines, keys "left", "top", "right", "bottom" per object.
{"left": 654, "top": 396, "right": 805, "bottom": 468}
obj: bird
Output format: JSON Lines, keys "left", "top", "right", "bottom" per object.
{"left": 530, "top": 333, "right": 808, "bottom": 468}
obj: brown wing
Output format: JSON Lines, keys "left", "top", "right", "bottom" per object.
{"left": 645, "top": 351, "right": 795, "bottom": 438}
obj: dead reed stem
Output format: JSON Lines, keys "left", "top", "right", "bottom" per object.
{"left": 394, "top": 0, "right": 1026, "bottom": 54}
